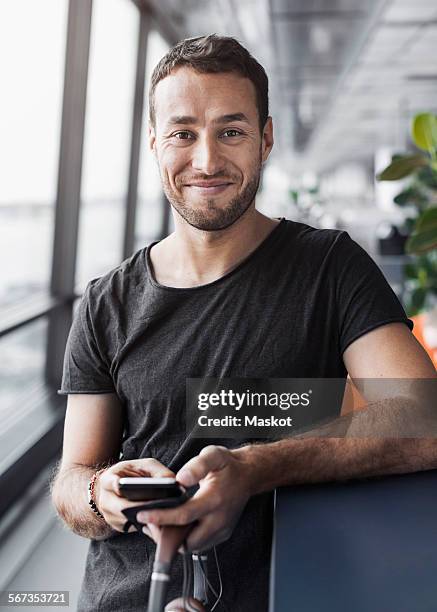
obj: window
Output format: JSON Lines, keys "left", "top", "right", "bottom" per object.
{"left": 135, "top": 30, "right": 170, "bottom": 249}
{"left": 0, "top": 319, "right": 48, "bottom": 439}
{"left": 0, "top": 0, "right": 67, "bottom": 311}
{"left": 76, "top": 0, "right": 139, "bottom": 289}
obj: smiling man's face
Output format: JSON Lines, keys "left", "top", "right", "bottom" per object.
{"left": 149, "top": 67, "right": 273, "bottom": 231}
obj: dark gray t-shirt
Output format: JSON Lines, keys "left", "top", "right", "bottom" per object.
{"left": 59, "top": 218, "right": 413, "bottom": 611}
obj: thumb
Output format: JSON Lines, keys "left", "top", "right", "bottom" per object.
{"left": 176, "top": 445, "right": 230, "bottom": 487}
{"left": 102, "top": 458, "right": 175, "bottom": 495}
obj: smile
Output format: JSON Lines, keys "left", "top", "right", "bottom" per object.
{"left": 184, "top": 183, "right": 233, "bottom": 195}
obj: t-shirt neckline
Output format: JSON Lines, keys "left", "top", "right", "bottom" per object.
{"left": 145, "top": 217, "right": 287, "bottom": 292}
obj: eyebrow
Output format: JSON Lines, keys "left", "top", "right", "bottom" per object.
{"left": 166, "top": 113, "right": 251, "bottom": 127}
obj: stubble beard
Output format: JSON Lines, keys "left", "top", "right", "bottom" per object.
{"left": 160, "top": 155, "right": 263, "bottom": 231}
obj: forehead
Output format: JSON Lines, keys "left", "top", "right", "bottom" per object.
{"left": 153, "top": 67, "right": 258, "bottom": 126}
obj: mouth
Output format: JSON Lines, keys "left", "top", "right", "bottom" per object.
{"left": 183, "top": 182, "right": 233, "bottom": 195}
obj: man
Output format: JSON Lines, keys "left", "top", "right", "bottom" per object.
{"left": 51, "top": 34, "right": 437, "bottom": 611}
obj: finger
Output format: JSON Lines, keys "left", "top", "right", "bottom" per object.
{"left": 101, "top": 458, "right": 174, "bottom": 478}
{"left": 100, "top": 496, "right": 160, "bottom": 532}
{"left": 136, "top": 488, "right": 215, "bottom": 526}
{"left": 106, "top": 460, "right": 151, "bottom": 478}
{"left": 186, "top": 516, "right": 232, "bottom": 552}
{"left": 102, "top": 459, "right": 176, "bottom": 495}
{"left": 114, "top": 458, "right": 175, "bottom": 477}
{"left": 132, "top": 458, "right": 175, "bottom": 478}
{"left": 176, "top": 446, "right": 230, "bottom": 487}
{"left": 142, "top": 523, "right": 161, "bottom": 543}
{"left": 148, "top": 523, "right": 161, "bottom": 542}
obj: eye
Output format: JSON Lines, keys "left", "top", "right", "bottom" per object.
{"left": 172, "top": 131, "right": 193, "bottom": 140}
{"left": 221, "top": 129, "right": 242, "bottom": 138}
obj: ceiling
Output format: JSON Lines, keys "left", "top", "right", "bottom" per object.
{"left": 144, "top": 0, "right": 437, "bottom": 174}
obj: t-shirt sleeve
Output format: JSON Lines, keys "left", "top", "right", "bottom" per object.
{"left": 333, "top": 231, "right": 414, "bottom": 355}
{"left": 58, "top": 283, "right": 116, "bottom": 395}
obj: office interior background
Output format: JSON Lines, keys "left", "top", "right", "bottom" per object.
{"left": 1, "top": 0, "right": 437, "bottom": 609}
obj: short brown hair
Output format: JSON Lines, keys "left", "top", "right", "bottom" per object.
{"left": 149, "top": 34, "right": 269, "bottom": 133}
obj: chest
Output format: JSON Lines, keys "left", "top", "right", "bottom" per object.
{"left": 112, "top": 273, "right": 344, "bottom": 406}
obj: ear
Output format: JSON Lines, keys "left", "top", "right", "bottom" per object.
{"left": 261, "top": 116, "right": 274, "bottom": 164}
{"left": 148, "top": 124, "right": 157, "bottom": 157}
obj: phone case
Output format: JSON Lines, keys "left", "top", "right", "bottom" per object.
{"left": 121, "top": 493, "right": 189, "bottom": 533}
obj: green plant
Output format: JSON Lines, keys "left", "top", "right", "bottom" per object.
{"left": 377, "top": 113, "right": 437, "bottom": 314}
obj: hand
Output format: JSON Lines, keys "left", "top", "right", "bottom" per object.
{"left": 136, "top": 445, "right": 253, "bottom": 552}
{"left": 95, "top": 458, "right": 174, "bottom": 542}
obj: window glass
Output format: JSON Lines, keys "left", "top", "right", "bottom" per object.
{"left": 0, "top": 0, "right": 67, "bottom": 310}
{"left": 76, "top": 0, "right": 139, "bottom": 289}
{"left": 135, "top": 30, "right": 170, "bottom": 249}
{"left": 0, "top": 319, "right": 48, "bottom": 437}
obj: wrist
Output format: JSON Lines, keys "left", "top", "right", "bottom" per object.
{"left": 93, "top": 468, "right": 105, "bottom": 509}
{"left": 231, "top": 445, "right": 260, "bottom": 498}
{"left": 87, "top": 468, "right": 107, "bottom": 520}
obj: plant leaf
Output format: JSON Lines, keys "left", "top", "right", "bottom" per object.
{"left": 377, "top": 154, "right": 427, "bottom": 181}
{"left": 407, "top": 232, "right": 437, "bottom": 254}
{"left": 411, "top": 113, "right": 437, "bottom": 153}
{"left": 406, "top": 207, "right": 437, "bottom": 253}
{"left": 416, "top": 207, "right": 437, "bottom": 231}
{"left": 393, "top": 186, "right": 428, "bottom": 207}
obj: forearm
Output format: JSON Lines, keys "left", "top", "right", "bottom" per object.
{"left": 291, "top": 393, "right": 437, "bottom": 440}
{"left": 232, "top": 393, "right": 437, "bottom": 496}
{"left": 233, "top": 393, "right": 437, "bottom": 495}
{"left": 51, "top": 464, "right": 114, "bottom": 540}
{"left": 234, "top": 436, "right": 437, "bottom": 496}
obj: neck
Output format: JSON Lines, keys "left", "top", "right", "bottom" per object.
{"left": 150, "top": 207, "right": 280, "bottom": 288}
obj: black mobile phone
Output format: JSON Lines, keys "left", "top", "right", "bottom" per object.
{"left": 119, "top": 477, "right": 192, "bottom": 532}
{"left": 118, "top": 476, "right": 186, "bottom": 502}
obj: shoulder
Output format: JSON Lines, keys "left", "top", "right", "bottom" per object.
{"left": 83, "top": 247, "right": 149, "bottom": 312}
{"left": 281, "top": 218, "right": 351, "bottom": 256}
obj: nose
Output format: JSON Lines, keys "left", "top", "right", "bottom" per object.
{"left": 190, "top": 134, "right": 225, "bottom": 176}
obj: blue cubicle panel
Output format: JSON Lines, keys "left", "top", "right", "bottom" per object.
{"left": 270, "top": 469, "right": 437, "bottom": 612}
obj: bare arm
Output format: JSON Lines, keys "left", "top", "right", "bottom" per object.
{"left": 232, "top": 323, "right": 437, "bottom": 495}
{"left": 51, "top": 393, "right": 176, "bottom": 541}
{"left": 51, "top": 393, "right": 124, "bottom": 540}
{"left": 51, "top": 464, "right": 115, "bottom": 540}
